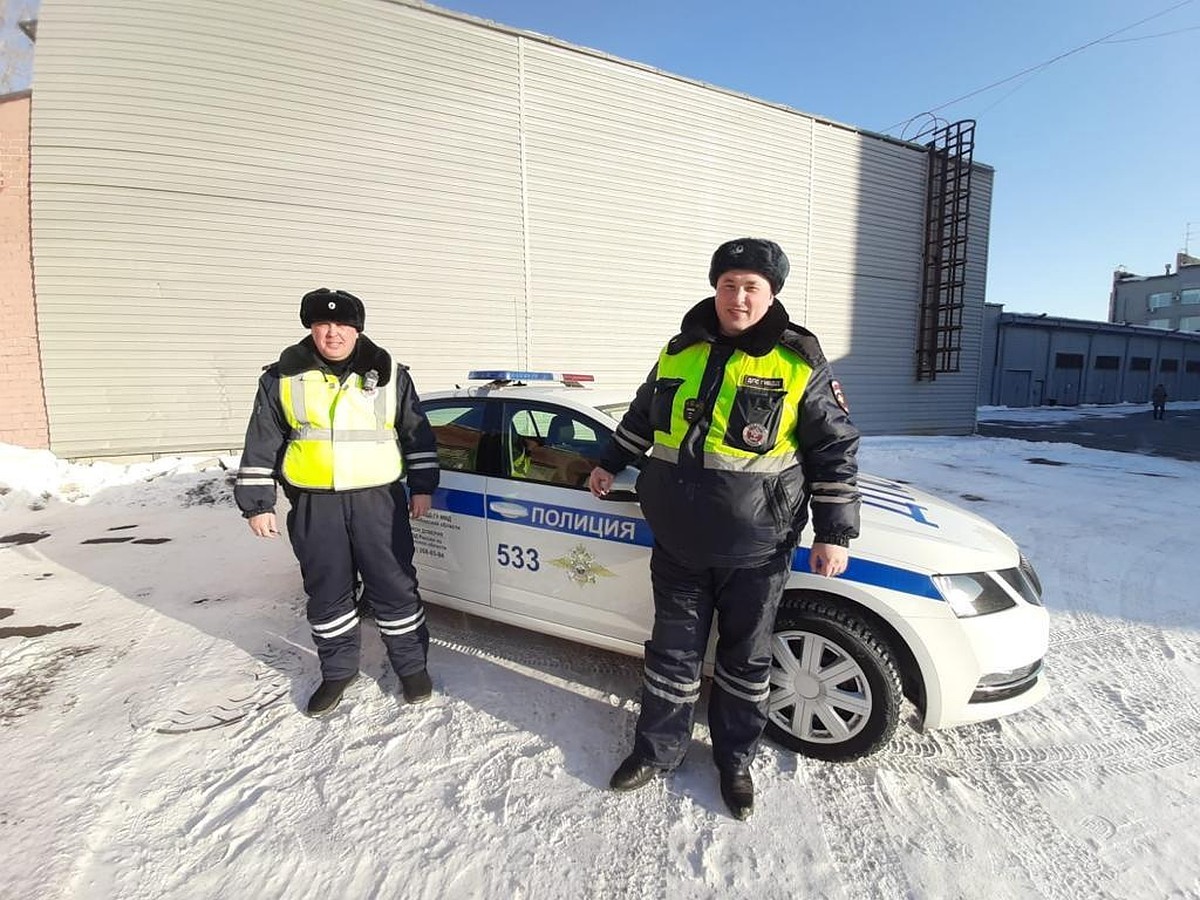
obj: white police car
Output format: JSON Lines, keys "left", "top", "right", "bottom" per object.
{"left": 414, "top": 371, "right": 1049, "bottom": 761}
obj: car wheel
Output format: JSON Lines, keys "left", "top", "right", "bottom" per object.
{"left": 765, "top": 594, "right": 902, "bottom": 761}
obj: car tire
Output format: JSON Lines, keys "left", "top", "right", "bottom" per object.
{"left": 765, "top": 594, "right": 903, "bottom": 762}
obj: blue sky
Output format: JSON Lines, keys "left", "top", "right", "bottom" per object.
{"left": 432, "top": 0, "right": 1199, "bottom": 321}
{"left": 4, "top": 0, "right": 1196, "bottom": 321}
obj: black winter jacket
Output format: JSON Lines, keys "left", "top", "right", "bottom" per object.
{"left": 598, "top": 298, "right": 860, "bottom": 568}
{"left": 234, "top": 334, "right": 439, "bottom": 518}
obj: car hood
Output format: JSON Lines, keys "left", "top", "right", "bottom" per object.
{"left": 847, "top": 474, "right": 1020, "bottom": 575}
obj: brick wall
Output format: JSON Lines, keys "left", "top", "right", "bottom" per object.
{"left": 0, "top": 91, "right": 49, "bottom": 450}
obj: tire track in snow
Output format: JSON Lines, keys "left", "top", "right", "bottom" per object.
{"left": 834, "top": 600, "right": 1198, "bottom": 898}
{"left": 945, "top": 736, "right": 1120, "bottom": 898}
{"left": 806, "top": 759, "right": 918, "bottom": 899}
{"left": 842, "top": 737, "right": 1121, "bottom": 899}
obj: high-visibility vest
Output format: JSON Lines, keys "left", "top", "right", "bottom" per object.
{"left": 278, "top": 370, "right": 402, "bottom": 490}
{"left": 650, "top": 342, "right": 811, "bottom": 473}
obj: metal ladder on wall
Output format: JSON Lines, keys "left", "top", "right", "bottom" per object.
{"left": 916, "top": 119, "right": 975, "bottom": 381}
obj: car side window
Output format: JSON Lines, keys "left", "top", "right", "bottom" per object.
{"left": 425, "top": 402, "right": 487, "bottom": 473}
{"left": 505, "top": 404, "right": 606, "bottom": 488}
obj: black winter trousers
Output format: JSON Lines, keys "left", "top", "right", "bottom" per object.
{"left": 632, "top": 543, "right": 792, "bottom": 773}
{"left": 286, "top": 483, "right": 429, "bottom": 680}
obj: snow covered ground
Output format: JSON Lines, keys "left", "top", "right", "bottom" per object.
{"left": 2, "top": 405, "right": 1199, "bottom": 899}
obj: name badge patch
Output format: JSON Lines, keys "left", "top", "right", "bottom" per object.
{"left": 742, "top": 375, "right": 784, "bottom": 390}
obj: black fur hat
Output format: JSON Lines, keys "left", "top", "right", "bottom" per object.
{"left": 708, "top": 238, "right": 790, "bottom": 295}
{"left": 300, "top": 288, "right": 365, "bottom": 331}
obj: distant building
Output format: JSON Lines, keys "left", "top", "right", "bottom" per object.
{"left": 979, "top": 304, "right": 1200, "bottom": 407}
{"left": 1109, "top": 252, "right": 1200, "bottom": 332}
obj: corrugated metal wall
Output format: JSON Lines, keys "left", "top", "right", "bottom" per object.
{"left": 958, "top": 166, "right": 994, "bottom": 430}
{"left": 517, "top": 40, "right": 814, "bottom": 386}
{"left": 31, "top": 0, "right": 528, "bottom": 456}
{"left": 30, "top": 0, "right": 991, "bottom": 457}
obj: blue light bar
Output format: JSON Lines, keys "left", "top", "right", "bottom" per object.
{"left": 468, "top": 370, "right": 556, "bottom": 381}
{"left": 467, "top": 370, "right": 595, "bottom": 384}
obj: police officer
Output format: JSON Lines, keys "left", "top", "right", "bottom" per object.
{"left": 588, "top": 239, "right": 860, "bottom": 819}
{"left": 235, "top": 288, "right": 441, "bottom": 716}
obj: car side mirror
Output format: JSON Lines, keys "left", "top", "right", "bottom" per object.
{"left": 601, "top": 468, "right": 638, "bottom": 502}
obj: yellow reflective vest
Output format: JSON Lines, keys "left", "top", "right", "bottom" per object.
{"left": 278, "top": 370, "right": 402, "bottom": 490}
{"left": 650, "top": 342, "right": 812, "bottom": 472}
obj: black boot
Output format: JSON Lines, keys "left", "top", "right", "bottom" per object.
{"left": 400, "top": 669, "right": 433, "bottom": 704}
{"left": 609, "top": 754, "right": 661, "bottom": 791}
{"left": 719, "top": 768, "right": 754, "bottom": 820}
{"left": 306, "top": 674, "right": 358, "bottom": 717}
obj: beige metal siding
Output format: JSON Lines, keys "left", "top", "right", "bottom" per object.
{"left": 31, "top": 0, "right": 527, "bottom": 456}
{"left": 960, "top": 167, "right": 994, "bottom": 429}
{"left": 804, "top": 124, "right": 925, "bottom": 433}
{"left": 518, "top": 39, "right": 812, "bottom": 395}
{"left": 803, "top": 123, "right": 989, "bottom": 435}
{"left": 29, "top": 0, "right": 992, "bottom": 456}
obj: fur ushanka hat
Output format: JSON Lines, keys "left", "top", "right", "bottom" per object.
{"left": 708, "top": 238, "right": 790, "bottom": 295}
{"left": 300, "top": 288, "right": 366, "bottom": 331}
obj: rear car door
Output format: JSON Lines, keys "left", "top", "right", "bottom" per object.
{"left": 411, "top": 399, "right": 495, "bottom": 609}
{"left": 485, "top": 399, "right": 653, "bottom": 644}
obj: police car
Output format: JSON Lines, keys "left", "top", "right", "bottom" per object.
{"left": 413, "top": 371, "right": 1049, "bottom": 761}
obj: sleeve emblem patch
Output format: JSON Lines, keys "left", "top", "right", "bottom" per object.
{"left": 831, "top": 379, "right": 850, "bottom": 413}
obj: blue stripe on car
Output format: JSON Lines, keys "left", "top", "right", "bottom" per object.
{"left": 432, "top": 486, "right": 486, "bottom": 517}
{"left": 429, "top": 486, "right": 942, "bottom": 601}
{"left": 790, "top": 547, "right": 943, "bottom": 600}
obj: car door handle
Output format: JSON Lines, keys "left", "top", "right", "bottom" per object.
{"left": 600, "top": 490, "right": 638, "bottom": 502}
{"left": 488, "top": 501, "right": 530, "bottom": 520}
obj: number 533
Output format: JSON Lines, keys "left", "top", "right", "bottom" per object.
{"left": 496, "top": 543, "right": 541, "bottom": 571}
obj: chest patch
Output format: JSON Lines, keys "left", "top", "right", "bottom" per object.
{"left": 742, "top": 423, "right": 769, "bottom": 447}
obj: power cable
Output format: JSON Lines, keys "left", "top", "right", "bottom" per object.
{"left": 882, "top": 0, "right": 1194, "bottom": 135}
{"left": 1101, "top": 24, "right": 1200, "bottom": 43}
{"left": 974, "top": 69, "right": 1046, "bottom": 118}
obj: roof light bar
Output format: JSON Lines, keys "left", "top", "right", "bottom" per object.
{"left": 468, "top": 370, "right": 554, "bottom": 381}
{"left": 467, "top": 370, "right": 595, "bottom": 385}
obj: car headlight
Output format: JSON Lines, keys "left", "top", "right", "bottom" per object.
{"left": 933, "top": 572, "right": 1018, "bottom": 617}
{"left": 1019, "top": 553, "right": 1043, "bottom": 602}
{"left": 994, "top": 554, "right": 1043, "bottom": 607}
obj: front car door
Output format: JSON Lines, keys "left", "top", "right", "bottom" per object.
{"left": 485, "top": 400, "right": 653, "bottom": 649}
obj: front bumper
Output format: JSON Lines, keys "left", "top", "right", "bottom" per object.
{"left": 918, "top": 601, "right": 1051, "bottom": 730}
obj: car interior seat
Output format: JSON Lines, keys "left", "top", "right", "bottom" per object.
{"left": 547, "top": 414, "right": 574, "bottom": 446}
